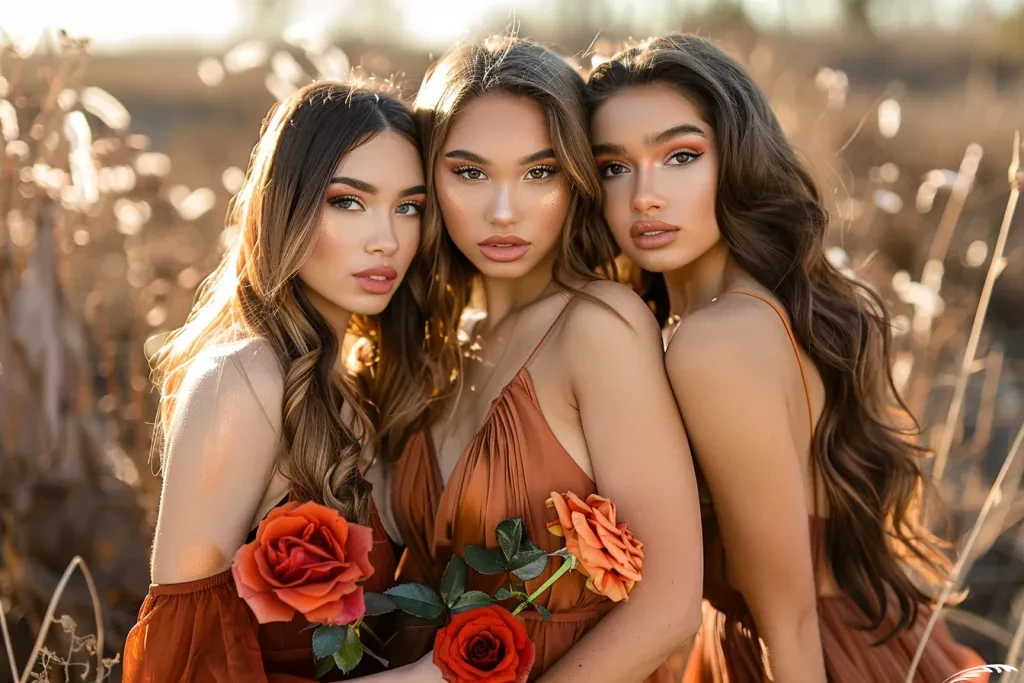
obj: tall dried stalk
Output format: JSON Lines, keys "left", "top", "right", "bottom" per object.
{"left": 905, "top": 420, "right": 1024, "bottom": 682}
{"left": 931, "top": 131, "right": 1021, "bottom": 483}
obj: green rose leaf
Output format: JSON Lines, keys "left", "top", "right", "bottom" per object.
{"left": 451, "top": 590, "right": 496, "bottom": 614}
{"left": 384, "top": 583, "right": 446, "bottom": 620}
{"left": 311, "top": 624, "right": 347, "bottom": 660}
{"left": 494, "top": 587, "right": 514, "bottom": 601}
{"left": 496, "top": 518, "right": 524, "bottom": 560}
{"left": 441, "top": 555, "right": 468, "bottom": 607}
{"left": 333, "top": 627, "right": 364, "bottom": 674}
{"left": 534, "top": 603, "right": 552, "bottom": 621}
{"left": 314, "top": 656, "right": 336, "bottom": 679}
{"left": 509, "top": 549, "right": 549, "bottom": 581}
{"left": 363, "top": 591, "right": 398, "bottom": 616}
{"left": 465, "top": 545, "right": 508, "bottom": 575}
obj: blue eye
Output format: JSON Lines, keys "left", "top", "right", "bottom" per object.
{"left": 330, "top": 195, "right": 364, "bottom": 210}
{"left": 395, "top": 202, "right": 422, "bottom": 216}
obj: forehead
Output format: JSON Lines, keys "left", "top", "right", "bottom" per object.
{"left": 591, "top": 83, "right": 708, "bottom": 142}
{"left": 333, "top": 129, "right": 423, "bottom": 186}
{"left": 443, "top": 94, "right": 551, "bottom": 157}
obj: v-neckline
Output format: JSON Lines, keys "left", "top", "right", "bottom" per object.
{"left": 423, "top": 367, "right": 595, "bottom": 503}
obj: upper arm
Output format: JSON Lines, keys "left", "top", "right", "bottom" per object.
{"left": 666, "top": 305, "right": 818, "bottom": 625}
{"left": 150, "top": 341, "right": 284, "bottom": 585}
{"left": 562, "top": 282, "right": 703, "bottom": 614}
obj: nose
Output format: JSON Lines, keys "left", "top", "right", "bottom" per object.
{"left": 630, "top": 165, "right": 667, "bottom": 215}
{"left": 366, "top": 213, "right": 399, "bottom": 257}
{"left": 485, "top": 183, "right": 517, "bottom": 229}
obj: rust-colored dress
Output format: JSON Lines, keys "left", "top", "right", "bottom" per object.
{"left": 681, "top": 291, "right": 986, "bottom": 683}
{"left": 391, "top": 298, "right": 678, "bottom": 682}
{"left": 122, "top": 500, "right": 398, "bottom": 683}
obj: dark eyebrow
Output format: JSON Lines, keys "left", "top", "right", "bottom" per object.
{"left": 330, "top": 176, "right": 376, "bottom": 194}
{"left": 444, "top": 149, "right": 488, "bottom": 164}
{"left": 644, "top": 124, "right": 706, "bottom": 146}
{"left": 518, "top": 148, "right": 556, "bottom": 165}
{"left": 399, "top": 185, "right": 426, "bottom": 198}
{"left": 592, "top": 142, "right": 627, "bottom": 156}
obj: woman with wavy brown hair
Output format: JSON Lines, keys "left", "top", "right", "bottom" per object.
{"left": 122, "top": 81, "right": 449, "bottom": 682}
{"left": 386, "top": 35, "right": 704, "bottom": 682}
{"left": 585, "top": 33, "right": 986, "bottom": 683}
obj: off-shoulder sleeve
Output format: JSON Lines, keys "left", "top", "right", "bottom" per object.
{"left": 122, "top": 570, "right": 314, "bottom": 683}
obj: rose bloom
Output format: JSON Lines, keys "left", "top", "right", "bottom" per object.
{"left": 546, "top": 491, "right": 644, "bottom": 603}
{"left": 433, "top": 605, "right": 536, "bottom": 683}
{"left": 231, "top": 501, "right": 374, "bottom": 625}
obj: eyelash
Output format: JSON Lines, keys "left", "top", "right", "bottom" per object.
{"left": 450, "top": 165, "right": 558, "bottom": 182}
{"left": 598, "top": 150, "right": 703, "bottom": 178}
{"left": 329, "top": 195, "right": 363, "bottom": 210}
{"left": 328, "top": 195, "right": 423, "bottom": 216}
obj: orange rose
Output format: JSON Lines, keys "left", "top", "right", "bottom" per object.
{"left": 433, "top": 605, "right": 536, "bottom": 683}
{"left": 545, "top": 491, "right": 643, "bottom": 603}
{"left": 231, "top": 500, "right": 374, "bottom": 625}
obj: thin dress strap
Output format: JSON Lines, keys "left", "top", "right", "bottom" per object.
{"left": 522, "top": 289, "right": 580, "bottom": 369}
{"left": 723, "top": 291, "right": 824, "bottom": 572}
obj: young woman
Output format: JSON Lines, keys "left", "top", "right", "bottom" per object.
{"left": 122, "top": 82, "right": 448, "bottom": 682}
{"left": 585, "top": 34, "right": 986, "bottom": 683}
{"left": 386, "top": 36, "right": 704, "bottom": 682}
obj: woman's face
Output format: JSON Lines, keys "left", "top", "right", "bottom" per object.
{"left": 434, "top": 94, "right": 571, "bottom": 279}
{"left": 591, "top": 83, "right": 721, "bottom": 274}
{"left": 298, "top": 129, "right": 425, "bottom": 319}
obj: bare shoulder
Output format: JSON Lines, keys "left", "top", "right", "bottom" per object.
{"left": 561, "top": 279, "right": 661, "bottom": 344}
{"left": 175, "top": 338, "right": 284, "bottom": 431}
{"left": 666, "top": 293, "right": 793, "bottom": 388}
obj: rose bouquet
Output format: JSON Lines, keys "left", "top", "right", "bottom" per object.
{"left": 377, "top": 490, "right": 644, "bottom": 683}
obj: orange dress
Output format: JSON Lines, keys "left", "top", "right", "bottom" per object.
{"left": 122, "top": 500, "right": 398, "bottom": 683}
{"left": 391, "top": 298, "right": 679, "bottom": 682}
{"left": 681, "top": 291, "right": 986, "bottom": 683}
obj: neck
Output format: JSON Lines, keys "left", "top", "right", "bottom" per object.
{"left": 480, "top": 249, "right": 558, "bottom": 330}
{"left": 663, "top": 241, "right": 752, "bottom": 318}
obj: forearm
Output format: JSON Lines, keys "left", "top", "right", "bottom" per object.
{"left": 537, "top": 589, "right": 701, "bottom": 682}
{"left": 759, "top": 606, "right": 827, "bottom": 683}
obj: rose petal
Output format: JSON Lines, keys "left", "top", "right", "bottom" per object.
{"left": 304, "top": 586, "right": 366, "bottom": 625}
{"left": 547, "top": 492, "right": 574, "bottom": 532}
{"left": 565, "top": 491, "right": 593, "bottom": 516}
{"left": 241, "top": 591, "right": 296, "bottom": 623}
{"left": 276, "top": 579, "right": 347, "bottom": 616}
{"left": 231, "top": 544, "right": 272, "bottom": 595}
{"left": 344, "top": 523, "right": 375, "bottom": 579}
{"left": 577, "top": 540, "right": 615, "bottom": 571}
{"left": 546, "top": 521, "right": 564, "bottom": 538}
{"left": 259, "top": 515, "right": 311, "bottom": 546}
{"left": 571, "top": 513, "right": 605, "bottom": 550}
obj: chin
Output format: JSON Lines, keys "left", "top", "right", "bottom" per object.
{"left": 622, "top": 247, "right": 693, "bottom": 274}
{"left": 468, "top": 255, "right": 544, "bottom": 280}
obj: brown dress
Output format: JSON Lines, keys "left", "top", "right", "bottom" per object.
{"left": 122, "top": 500, "right": 398, "bottom": 683}
{"left": 681, "top": 291, "right": 986, "bottom": 683}
{"left": 391, "top": 297, "right": 678, "bottom": 682}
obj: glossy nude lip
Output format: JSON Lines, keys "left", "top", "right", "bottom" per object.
{"left": 353, "top": 265, "right": 398, "bottom": 294}
{"left": 478, "top": 234, "right": 531, "bottom": 263}
{"left": 629, "top": 220, "right": 680, "bottom": 250}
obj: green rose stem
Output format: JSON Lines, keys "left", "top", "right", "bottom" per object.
{"left": 511, "top": 555, "right": 577, "bottom": 616}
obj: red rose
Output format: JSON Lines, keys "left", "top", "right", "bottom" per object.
{"left": 433, "top": 605, "right": 536, "bottom": 683}
{"left": 231, "top": 501, "right": 374, "bottom": 625}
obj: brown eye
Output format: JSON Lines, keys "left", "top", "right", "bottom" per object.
{"left": 526, "top": 166, "right": 555, "bottom": 180}
{"left": 600, "top": 163, "right": 629, "bottom": 178}
{"left": 454, "top": 167, "right": 486, "bottom": 182}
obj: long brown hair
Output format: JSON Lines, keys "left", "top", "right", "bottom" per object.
{"left": 585, "top": 34, "right": 952, "bottom": 641}
{"left": 151, "top": 82, "right": 445, "bottom": 523}
{"left": 412, "top": 35, "right": 620, "bottom": 392}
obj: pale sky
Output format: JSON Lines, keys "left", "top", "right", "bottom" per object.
{"left": 1, "top": 0, "right": 1021, "bottom": 52}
